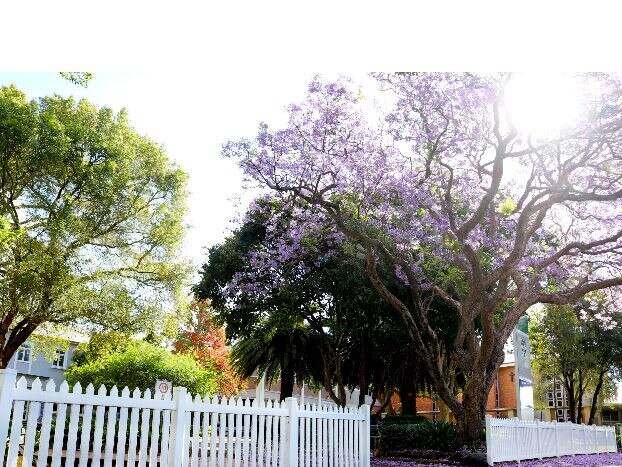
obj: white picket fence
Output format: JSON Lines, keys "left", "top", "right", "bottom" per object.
{"left": 485, "top": 415, "right": 618, "bottom": 465}
{"left": 0, "top": 369, "right": 371, "bottom": 467}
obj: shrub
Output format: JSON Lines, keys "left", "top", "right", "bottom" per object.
{"left": 65, "top": 340, "right": 219, "bottom": 395}
{"left": 416, "top": 420, "right": 458, "bottom": 451}
{"left": 377, "top": 420, "right": 458, "bottom": 455}
{"left": 382, "top": 414, "right": 429, "bottom": 425}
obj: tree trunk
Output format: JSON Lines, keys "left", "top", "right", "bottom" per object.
{"left": 457, "top": 391, "right": 487, "bottom": 442}
{"left": 372, "top": 394, "right": 394, "bottom": 423}
{"left": 279, "top": 362, "right": 295, "bottom": 401}
{"left": 0, "top": 319, "right": 39, "bottom": 368}
{"left": 576, "top": 370, "right": 584, "bottom": 424}
{"left": 588, "top": 368, "right": 606, "bottom": 425}
{"left": 438, "top": 399, "right": 451, "bottom": 422}
{"left": 454, "top": 376, "right": 491, "bottom": 442}
{"left": 358, "top": 335, "right": 368, "bottom": 407}
{"left": 398, "top": 378, "right": 417, "bottom": 415}
{"left": 564, "top": 372, "right": 577, "bottom": 423}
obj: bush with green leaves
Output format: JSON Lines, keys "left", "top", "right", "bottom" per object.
{"left": 381, "top": 414, "right": 429, "bottom": 425}
{"left": 65, "top": 340, "right": 219, "bottom": 396}
{"left": 377, "top": 420, "right": 458, "bottom": 455}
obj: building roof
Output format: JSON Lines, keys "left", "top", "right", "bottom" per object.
{"left": 32, "top": 328, "right": 90, "bottom": 344}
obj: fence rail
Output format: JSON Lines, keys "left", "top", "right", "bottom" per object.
{"left": 485, "top": 414, "right": 617, "bottom": 465}
{"left": 0, "top": 369, "right": 371, "bottom": 467}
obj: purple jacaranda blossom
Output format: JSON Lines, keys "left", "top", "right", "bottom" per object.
{"left": 222, "top": 73, "right": 622, "bottom": 436}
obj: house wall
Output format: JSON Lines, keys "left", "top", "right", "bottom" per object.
{"left": 8, "top": 342, "right": 80, "bottom": 387}
{"left": 389, "top": 365, "right": 519, "bottom": 421}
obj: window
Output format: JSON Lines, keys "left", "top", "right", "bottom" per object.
{"left": 16, "top": 344, "right": 31, "bottom": 362}
{"left": 51, "top": 350, "right": 66, "bottom": 369}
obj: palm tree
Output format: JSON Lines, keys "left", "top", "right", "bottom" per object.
{"left": 231, "top": 322, "right": 324, "bottom": 401}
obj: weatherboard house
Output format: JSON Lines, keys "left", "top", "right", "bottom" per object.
{"left": 6, "top": 331, "right": 87, "bottom": 388}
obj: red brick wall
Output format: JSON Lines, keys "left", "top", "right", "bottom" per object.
{"left": 395, "top": 366, "right": 518, "bottom": 418}
{"left": 496, "top": 366, "right": 517, "bottom": 410}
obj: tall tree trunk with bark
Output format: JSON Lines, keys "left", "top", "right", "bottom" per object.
{"left": 576, "top": 370, "right": 585, "bottom": 424}
{"left": 358, "top": 335, "right": 368, "bottom": 407}
{"left": 564, "top": 372, "right": 577, "bottom": 423}
{"left": 588, "top": 368, "right": 607, "bottom": 425}
{"left": 398, "top": 378, "right": 417, "bottom": 415}
{"left": 279, "top": 361, "right": 295, "bottom": 401}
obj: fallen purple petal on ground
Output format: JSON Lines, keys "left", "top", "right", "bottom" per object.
{"left": 372, "top": 452, "right": 622, "bottom": 466}
{"left": 499, "top": 452, "right": 622, "bottom": 466}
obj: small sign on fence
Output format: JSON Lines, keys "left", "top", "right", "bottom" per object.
{"left": 155, "top": 380, "right": 172, "bottom": 400}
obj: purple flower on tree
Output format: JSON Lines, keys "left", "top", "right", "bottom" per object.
{"left": 223, "top": 73, "right": 622, "bottom": 441}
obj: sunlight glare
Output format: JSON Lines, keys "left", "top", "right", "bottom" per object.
{"left": 503, "top": 73, "right": 582, "bottom": 138}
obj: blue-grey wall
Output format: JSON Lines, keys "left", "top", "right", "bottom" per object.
{"left": 8, "top": 342, "right": 80, "bottom": 388}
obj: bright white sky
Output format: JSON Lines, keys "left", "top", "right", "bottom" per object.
{"left": 0, "top": 71, "right": 323, "bottom": 275}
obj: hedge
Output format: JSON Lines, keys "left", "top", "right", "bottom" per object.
{"left": 377, "top": 420, "right": 458, "bottom": 454}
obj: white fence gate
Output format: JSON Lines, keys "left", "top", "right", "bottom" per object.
{"left": 485, "top": 415, "right": 617, "bottom": 465}
{"left": 0, "top": 369, "right": 371, "bottom": 467}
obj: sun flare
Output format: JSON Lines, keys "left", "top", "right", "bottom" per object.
{"left": 503, "top": 73, "right": 583, "bottom": 138}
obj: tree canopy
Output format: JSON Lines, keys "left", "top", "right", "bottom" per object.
{"left": 195, "top": 200, "right": 459, "bottom": 406}
{"left": 531, "top": 298, "right": 622, "bottom": 424}
{"left": 0, "top": 85, "right": 189, "bottom": 368}
{"left": 222, "top": 73, "right": 622, "bottom": 439}
{"left": 173, "top": 300, "right": 243, "bottom": 396}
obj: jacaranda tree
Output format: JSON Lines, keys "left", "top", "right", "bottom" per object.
{"left": 195, "top": 200, "right": 455, "bottom": 407}
{"left": 223, "top": 73, "right": 622, "bottom": 440}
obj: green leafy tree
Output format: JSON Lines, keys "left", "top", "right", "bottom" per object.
{"left": 66, "top": 340, "right": 218, "bottom": 395}
{"left": 0, "top": 85, "right": 189, "bottom": 368}
{"left": 59, "top": 72, "right": 93, "bottom": 87}
{"left": 530, "top": 301, "right": 622, "bottom": 424}
{"left": 195, "top": 200, "right": 458, "bottom": 407}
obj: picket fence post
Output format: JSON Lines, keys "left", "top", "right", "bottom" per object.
{"left": 485, "top": 415, "right": 493, "bottom": 466}
{"left": 536, "top": 419, "right": 542, "bottom": 459}
{"left": 512, "top": 418, "right": 520, "bottom": 463}
{"left": 582, "top": 423, "right": 588, "bottom": 454}
{"left": 363, "top": 403, "right": 371, "bottom": 467}
{"left": 285, "top": 397, "right": 299, "bottom": 467}
{"left": 168, "top": 386, "right": 188, "bottom": 467}
{"left": 553, "top": 421, "right": 560, "bottom": 457}
{"left": 0, "top": 369, "right": 17, "bottom": 465}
